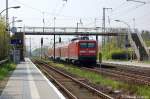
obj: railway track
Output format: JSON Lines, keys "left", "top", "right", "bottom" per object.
{"left": 82, "top": 67, "right": 150, "bottom": 86}
{"left": 32, "top": 59, "right": 113, "bottom": 99}
{"left": 101, "top": 63, "right": 150, "bottom": 77}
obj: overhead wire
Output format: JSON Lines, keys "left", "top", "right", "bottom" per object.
{"left": 12, "top": 0, "right": 44, "bottom": 14}
{"left": 109, "top": 0, "right": 150, "bottom": 22}
{"left": 11, "top": 0, "right": 150, "bottom": 30}
{"left": 116, "top": 3, "right": 146, "bottom": 19}
{"left": 11, "top": 0, "right": 101, "bottom": 21}
{"left": 112, "top": 1, "right": 127, "bottom": 12}
{"left": 107, "top": 1, "right": 150, "bottom": 30}
{"left": 111, "top": 4, "right": 137, "bottom": 19}
{"left": 55, "top": 1, "right": 67, "bottom": 16}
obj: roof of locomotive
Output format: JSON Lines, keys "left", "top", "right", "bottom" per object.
{"left": 71, "top": 36, "right": 89, "bottom": 41}
{"left": 71, "top": 40, "right": 96, "bottom": 43}
{"left": 54, "top": 36, "right": 96, "bottom": 48}
{"left": 71, "top": 36, "right": 96, "bottom": 43}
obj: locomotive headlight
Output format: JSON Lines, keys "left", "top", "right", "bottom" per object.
{"left": 89, "top": 50, "right": 96, "bottom": 53}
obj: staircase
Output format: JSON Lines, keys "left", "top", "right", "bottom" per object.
{"left": 128, "top": 30, "right": 149, "bottom": 61}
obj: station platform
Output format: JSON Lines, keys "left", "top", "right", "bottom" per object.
{"left": 102, "top": 60, "right": 150, "bottom": 68}
{"left": 0, "top": 58, "right": 65, "bottom": 99}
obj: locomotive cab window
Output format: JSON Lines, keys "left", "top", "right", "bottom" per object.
{"left": 80, "top": 42, "right": 96, "bottom": 48}
{"left": 80, "top": 43, "right": 87, "bottom": 48}
{"left": 88, "top": 43, "right": 95, "bottom": 48}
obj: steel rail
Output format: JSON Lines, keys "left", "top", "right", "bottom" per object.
{"left": 100, "top": 62, "right": 150, "bottom": 77}
{"left": 97, "top": 67, "right": 150, "bottom": 81}
{"left": 82, "top": 67, "right": 150, "bottom": 86}
{"left": 35, "top": 62, "right": 77, "bottom": 99}
{"left": 33, "top": 59, "right": 113, "bottom": 99}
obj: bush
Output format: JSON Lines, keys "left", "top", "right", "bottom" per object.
{"left": 111, "top": 50, "right": 130, "bottom": 60}
{"left": 0, "top": 62, "right": 16, "bottom": 80}
{"left": 101, "top": 39, "right": 131, "bottom": 60}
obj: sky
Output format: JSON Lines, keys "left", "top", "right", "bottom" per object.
{"left": 0, "top": 0, "right": 150, "bottom": 50}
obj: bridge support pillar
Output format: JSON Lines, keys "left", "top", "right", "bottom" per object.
{"left": 53, "top": 34, "right": 55, "bottom": 61}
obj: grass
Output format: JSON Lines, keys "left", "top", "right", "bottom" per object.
{"left": 142, "top": 61, "right": 150, "bottom": 64}
{"left": 0, "top": 62, "right": 16, "bottom": 80}
{"left": 44, "top": 60, "right": 150, "bottom": 98}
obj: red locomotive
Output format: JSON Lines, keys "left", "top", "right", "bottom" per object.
{"left": 48, "top": 36, "right": 98, "bottom": 65}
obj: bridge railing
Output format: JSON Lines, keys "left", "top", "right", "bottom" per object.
{"left": 15, "top": 27, "right": 132, "bottom": 34}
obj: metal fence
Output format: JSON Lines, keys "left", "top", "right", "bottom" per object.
{"left": 0, "top": 59, "right": 8, "bottom": 65}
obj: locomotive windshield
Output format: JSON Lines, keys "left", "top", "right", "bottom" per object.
{"left": 80, "top": 42, "right": 96, "bottom": 48}
{"left": 80, "top": 43, "right": 87, "bottom": 48}
{"left": 88, "top": 43, "right": 95, "bottom": 48}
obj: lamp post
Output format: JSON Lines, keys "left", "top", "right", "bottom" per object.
{"left": 0, "top": 5, "right": 21, "bottom": 58}
{"left": 114, "top": 20, "right": 131, "bottom": 61}
{"left": 115, "top": 20, "right": 130, "bottom": 29}
{"left": 1, "top": 5, "right": 21, "bottom": 33}
{"left": 0, "top": 6, "right": 21, "bottom": 15}
{"left": 5, "top": 6, "right": 21, "bottom": 32}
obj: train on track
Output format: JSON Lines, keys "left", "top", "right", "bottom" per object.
{"left": 48, "top": 36, "right": 98, "bottom": 65}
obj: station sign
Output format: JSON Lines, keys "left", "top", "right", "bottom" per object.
{"left": 11, "top": 39, "right": 22, "bottom": 45}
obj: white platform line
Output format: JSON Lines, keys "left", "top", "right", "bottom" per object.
{"left": 26, "top": 62, "right": 40, "bottom": 99}
{"left": 29, "top": 59, "right": 66, "bottom": 99}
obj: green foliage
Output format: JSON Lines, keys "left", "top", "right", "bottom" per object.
{"left": 101, "top": 38, "right": 130, "bottom": 60}
{"left": 0, "top": 62, "right": 16, "bottom": 80}
{"left": 0, "top": 17, "right": 9, "bottom": 60}
{"left": 145, "top": 41, "right": 150, "bottom": 47}
{"left": 111, "top": 49, "right": 129, "bottom": 60}
{"left": 141, "top": 30, "right": 150, "bottom": 47}
{"left": 100, "top": 36, "right": 132, "bottom": 60}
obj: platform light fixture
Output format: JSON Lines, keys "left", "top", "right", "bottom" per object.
{"left": 0, "top": 6, "right": 21, "bottom": 15}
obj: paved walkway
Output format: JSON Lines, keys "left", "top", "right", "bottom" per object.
{"left": 0, "top": 58, "right": 65, "bottom": 99}
{"left": 103, "top": 60, "right": 150, "bottom": 68}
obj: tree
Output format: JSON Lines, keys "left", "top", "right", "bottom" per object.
{"left": 0, "top": 17, "right": 9, "bottom": 60}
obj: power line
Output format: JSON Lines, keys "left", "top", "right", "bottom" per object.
{"left": 12, "top": 0, "right": 44, "bottom": 14}
{"left": 110, "top": 0, "right": 150, "bottom": 20}
{"left": 12, "top": 0, "right": 100, "bottom": 20}
{"left": 55, "top": 1, "right": 67, "bottom": 16}
{"left": 111, "top": 4, "right": 138, "bottom": 18}
{"left": 112, "top": 1, "right": 127, "bottom": 11}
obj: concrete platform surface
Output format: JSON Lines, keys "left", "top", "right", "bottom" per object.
{"left": 103, "top": 60, "right": 150, "bottom": 68}
{"left": 0, "top": 58, "right": 65, "bottom": 99}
